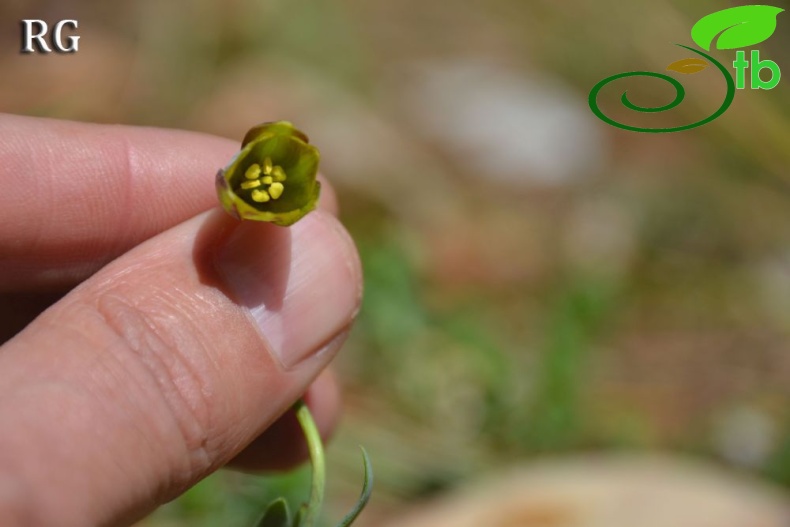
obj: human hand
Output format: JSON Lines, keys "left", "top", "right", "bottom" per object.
{"left": 0, "top": 114, "right": 362, "bottom": 526}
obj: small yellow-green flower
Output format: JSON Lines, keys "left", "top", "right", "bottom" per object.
{"left": 216, "top": 121, "right": 320, "bottom": 226}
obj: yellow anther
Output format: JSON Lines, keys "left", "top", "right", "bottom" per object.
{"left": 263, "top": 157, "right": 273, "bottom": 175}
{"left": 245, "top": 164, "right": 261, "bottom": 179}
{"left": 268, "top": 182, "right": 284, "bottom": 199}
{"left": 262, "top": 176, "right": 273, "bottom": 185}
{"left": 272, "top": 166, "right": 287, "bottom": 182}
{"left": 251, "top": 189, "right": 271, "bottom": 202}
{"left": 241, "top": 180, "right": 261, "bottom": 189}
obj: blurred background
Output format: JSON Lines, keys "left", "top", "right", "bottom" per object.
{"left": 1, "top": 0, "right": 789, "bottom": 525}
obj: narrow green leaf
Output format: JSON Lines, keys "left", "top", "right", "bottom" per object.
{"left": 334, "top": 447, "right": 373, "bottom": 527}
{"left": 255, "top": 498, "right": 292, "bottom": 527}
{"left": 691, "top": 5, "right": 784, "bottom": 51}
{"left": 292, "top": 505, "right": 305, "bottom": 527}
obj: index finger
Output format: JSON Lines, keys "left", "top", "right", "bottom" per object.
{"left": 0, "top": 114, "right": 337, "bottom": 291}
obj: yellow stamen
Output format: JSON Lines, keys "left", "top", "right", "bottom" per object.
{"left": 241, "top": 180, "right": 261, "bottom": 189}
{"left": 268, "top": 182, "right": 284, "bottom": 199}
{"left": 263, "top": 157, "right": 273, "bottom": 175}
{"left": 272, "top": 166, "right": 287, "bottom": 182}
{"left": 245, "top": 164, "right": 261, "bottom": 179}
{"left": 251, "top": 189, "right": 270, "bottom": 202}
{"left": 262, "top": 176, "right": 273, "bottom": 185}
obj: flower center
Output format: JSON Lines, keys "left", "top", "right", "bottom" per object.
{"left": 239, "top": 157, "right": 287, "bottom": 202}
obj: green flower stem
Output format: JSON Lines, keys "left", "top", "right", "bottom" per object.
{"left": 294, "top": 398, "right": 325, "bottom": 527}
{"left": 223, "top": 123, "right": 371, "bottom": 527}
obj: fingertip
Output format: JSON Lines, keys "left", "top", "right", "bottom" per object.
{"left": 317, "top": 174, "right": 340, "bottom": 217}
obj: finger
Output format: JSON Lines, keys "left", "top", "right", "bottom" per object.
{"left": 0, "top": 208, "right": 361, "bottom": 526}
{"left": 0, "top": 290, "right": 67, "bottom": 345}
{"left": 0, "top": 165, "right": 336, "bottom": 340}
{"left": 229, "top": 368, "right": 341, "bottom": 472}
{"left": 0, "top": 114, "right": 338, "bottom": 292}
{"left": 0, "top": 164, "right": 337, "bottom": 338}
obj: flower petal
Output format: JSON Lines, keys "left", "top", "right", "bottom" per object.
{"left": 217, "top": 121, "right": 321, "bottom": 227}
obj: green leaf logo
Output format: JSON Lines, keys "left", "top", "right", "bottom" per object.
{"left": 691, "top": 5, "right": 784, "bottom": 51}
{"left": 666, "top": 58, "right": 709, "bottom": 74}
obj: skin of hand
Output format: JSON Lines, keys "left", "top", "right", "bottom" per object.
{"left": 0, "top": 114, "right": 362, "bottom": 527}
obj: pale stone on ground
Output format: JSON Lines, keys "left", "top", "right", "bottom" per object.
{"left": 383, "top": 454, "right": 790, "bottom": 527}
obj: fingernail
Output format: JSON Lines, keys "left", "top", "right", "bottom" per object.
{"left": 215, "top": 212, "right": 361, "bottom": 369}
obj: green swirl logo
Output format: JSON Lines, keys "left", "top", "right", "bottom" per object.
{"left": 589, "top": 45, "right": 735, "bottom": 133}
{"left": 589, "top": 5, "right": 784, "bottom": 133}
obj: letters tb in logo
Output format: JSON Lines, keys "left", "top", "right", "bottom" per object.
{"left": 20, "top": 19, "right": 80, "bottom": 54}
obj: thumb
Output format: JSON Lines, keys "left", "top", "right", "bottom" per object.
{"left": 0, "top": 209, "right": 361, "bottom": 526}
